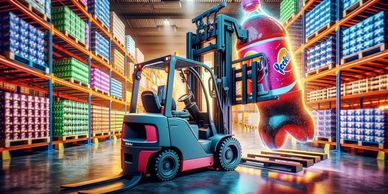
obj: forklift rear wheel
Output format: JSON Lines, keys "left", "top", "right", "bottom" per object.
{"left": 216, "top": 137, "right": 241, "bottom": 171}
{"left": 152, "top": 149, "right": 180, "bottom": 181}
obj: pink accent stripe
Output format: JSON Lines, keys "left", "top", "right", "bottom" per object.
{"left": 181, "top": 156, "right": 214, "bottom": 172}
{"left": 138, "top": 151, "right": 158, "bottom": 173}
{"left": 145, "top": 125, "right": 157, "bottom": 142}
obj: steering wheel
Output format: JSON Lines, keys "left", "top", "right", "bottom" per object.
{"left": 177, "top": 93, "right": 193, "bottom": 102}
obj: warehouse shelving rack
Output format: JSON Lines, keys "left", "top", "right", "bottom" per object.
{"left": 285, "top": 0, "right": 388, "bottom": 157}
{"left": 0, "top": 0, "right": 148, "bottom": 156}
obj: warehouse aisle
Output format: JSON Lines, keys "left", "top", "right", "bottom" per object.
{"left": 1, "top": 127, "right": 388, "bottom": 194}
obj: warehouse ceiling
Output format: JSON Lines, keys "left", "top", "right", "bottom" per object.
{"left": 111, "top": 0, "right": 280, "bottom": 60}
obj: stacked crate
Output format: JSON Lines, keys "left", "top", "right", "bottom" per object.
{"left": 342, "top": 11, "right": 386, "bottom": 59}
{"left": 0, "top": 91, "right": 49, "bottom": 147}
{"left": 112, "top": 49, "right": 125, "bottom": 74}
{"left": 52, "top": 6, "right": 85, "bottom": 44}
{"left": 110, "top": 12, "right": 125, "bottom": 46}
{"left": 126, "top": 91, "right": 131, "bottom": 102}
{"left": 340, "top": 108, "right": 387, "bottom": 144}
{"left": 91, "top": 31, "right": 110, "bottom": 61}
{"left": 126, "top": 35, "right": 136, "bottom": 58}
{"left": 91, "top": 105, "right": 109, "bottom": 135}
{"left": 85, "top": 22, "right": 90, "bottom": 50}
{"left": 0, "top": 12, "right": 46, "bottom": 72}
{"left": 306, "top": 35, "right": 336, "bottom": 72}
{"left": 53, "top": 99, "right": 88, "bottom": 137}
{"left": 90, "top": 68, "right": 110, "bottom": 94}
{"left": 136, "top": 48, "right": 144, "bottom": 63}
{"left": 307, "top": 74, "right": 388, "bottom": 102}
{"left": 111, "top": 78, "right": 122, "bottom": 99}
{"left": 311, "top": 109, "right": 336, "bottom": 140}
{"left": 53, "top": 58, "right": 89, "bottom": 85}
{"left": 305, "top": 0, "right": 336, "bottom": 38}
{"left": 111, "top": 110, "right": 125, "bottom": 134}
{"left": 88, "top": 0, "right": 110, "bottom": 28}
{"left": 280, "top": 0, "right": 298, "bottom": 23}
{"left": 25, "top": 0, "right": 51, "bottom": 19}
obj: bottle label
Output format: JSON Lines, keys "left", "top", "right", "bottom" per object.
{"left": 273, "top": 48, "right": 291, "bottom": 75}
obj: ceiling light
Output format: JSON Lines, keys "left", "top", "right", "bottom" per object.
{"left": 163, "top": 19, "right": 170, "bottom": 26}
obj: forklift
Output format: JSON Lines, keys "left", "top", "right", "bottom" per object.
{"left": 61, "top": 2, "right": 327, "bottom": 193}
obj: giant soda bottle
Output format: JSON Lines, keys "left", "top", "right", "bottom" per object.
{"left": 237, "top": 0, "right": 315, "bottom": 149}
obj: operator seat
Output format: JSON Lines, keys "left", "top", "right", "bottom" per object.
{"left": 157, "top": 86, "right": 190, "bottom": 119}
{"left": 141, "top": 91, "right": 161, "bottom": 113}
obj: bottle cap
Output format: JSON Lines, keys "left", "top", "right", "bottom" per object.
{"left": 242, "top": 0, "right": 260, "bottom": 12}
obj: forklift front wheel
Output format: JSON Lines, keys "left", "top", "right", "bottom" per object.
{"left": 151, "top": 149, "right": 180, "bottom": 181}
{"left": 216, "top": 137, "right": 242, "bottom": 171}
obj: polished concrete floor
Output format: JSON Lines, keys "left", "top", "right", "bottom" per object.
{"left": 1, "top": 126, "right": 388, "bottom": 194}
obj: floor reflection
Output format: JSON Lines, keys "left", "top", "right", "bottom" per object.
{"left": 0, "top": 125, "right": 388, "bottom": 193}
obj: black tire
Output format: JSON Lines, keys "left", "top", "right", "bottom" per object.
{"left": 215, "top": 137, "right": 241, "bottom": 171}
{"left": 151, "top": 149, "right": 180, "bottom": 181}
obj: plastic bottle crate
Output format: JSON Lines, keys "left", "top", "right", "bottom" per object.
{"left": 305, "top": 0, "right": 336, "bottom": 38}
{"left": 280, "top": 0, "right": 299, "bottom": 23}
{"left": 136, "top": 48, "right": 144, "bottom": 63}
{"left": 342, "top": 11, "right": 386, "bottom": 62}
{"left": 91, "top": 31, "right": 110, "bottom": 61}
{"left": 52, "top": 6, "right": 85, "bottom": 44}
{"left": 53, "top": 58, "right": 89, "bottom": 85}
{"left": 110, "top": 11, "right": 125, "bottom": 46}
{"left": 88, "top": 0, "right": 110, "bottom": 28}
{"left": 126, "top": 35, "right": 136, "bottom": 57}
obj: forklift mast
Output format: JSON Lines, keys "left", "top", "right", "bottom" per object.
{"left": 186, "top": 2, "right": 277, "bottom": 135}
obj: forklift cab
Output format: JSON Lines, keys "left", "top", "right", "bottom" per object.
{"left": 129, "top": 55, "right": 222, "bottom": 140}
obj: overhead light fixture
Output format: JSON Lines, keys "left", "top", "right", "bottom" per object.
{"left": 163, "top": 19, "right": 170, "bottom": 26}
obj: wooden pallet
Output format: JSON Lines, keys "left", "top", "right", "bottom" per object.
{"left": 247, "top": 153, "right": 314, "bottom": 167}
{"left": 54, "top": 134, "right": 88, "bottom": 141}
{"left": 306, "top": 23, "right": 331, "bottom": 42}
{"left": 261, "top": 150, "right": 321, "bottom": 163}
{"left": 19, "top": 0, "right": 50, "bottom": 21}
{"left": 368, "top": 74, "right": 388, "bottom": 91}
{"left": 64, "top": 31, "right": 86, "bottom": 47}
{"left": 93, "top": 52, "right": 110, "bottom": 63}
{"left": 340, "top": 139, "right": 387, "bottom": 149}
{"left": 315, "top": 136, "right": 335, "bottom": 143}
{"left": 240, "top": 149, "right": 327, "bottom": 173}
{"left": 64, "top": 78, "right": 89, "bottom": 88}
{"left": 241, "top": 156, "right": 303, "bottom": 173}
{"left": 111, "top": 96, "right": 123, "bottom": 101}
{"left": 93, "top": 88, "right": 109, "bottom": 95}
{"left": 343, "top": 0, "right": 369, "bottom": 17}
{"left": 92, "top": 15, "right": 110, "bottom": 33}
{"left": 341, "top": 43, "right": 386, "bottom": 64}
{"left": 92, "top": 131, "right": 110, "bottom": 137}
{"left": 4, "top": 137, "right": 49, "bottom": 148}
{"left": 305, "top": 63, "right": 335, "bottom": 77}
{"left": 4, "top": 51, "right": 49, "bottom": 74}
{"left": 113, "top": 36, "right": 125, "bottom": 48}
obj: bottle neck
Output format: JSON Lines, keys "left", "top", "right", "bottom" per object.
{"left": 242, "top": 7, "right": 264, "bottom": 23}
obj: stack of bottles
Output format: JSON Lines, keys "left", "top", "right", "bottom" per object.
{"left": 110, "top": 11, "right": 125, "bottom": 45}
{"left": 25, "top": 0, "right": 51, "bottom": 19}
{"left": 126, "top": 35, "right": 136, "bottom": 58}
{"left": 91, "top": 105, "right": 109, "bottom": 134}
{"left": 90, "top": 68, "right": 110, "bottom": 94}
{"left": 0, "top": 12, "right": 46, "bottom": 70}
{"left": 342, "top": 0, "right": 359, "bottom": 12}
{"left": 0, "top": 91, "right": 49, "bottom": 145}
{"left": 111, "top": 110, "right": 125, "bottom": 133}
{"left": 52, "top": 6, "right": 85, "bottom": 44}
{"left": 306, "top": 35, "right": 336, "bottom": 72}
{"left": 342, "top": 11, "right": 385, "bottom": 58}
{"left": 53, "top": 99, "right": 88, "bottom": 137}
{"left": 280, "top": 0, "right": 298, "bottom": 23}
{"left": 88, "top": 0, "right": 110, "bottom": 28}
{"left": 85, "top": 22, "right": 90, "bottom": 50}
{"left": 110, "top": 78, "right": 122, "bottom": 99}
{"left": 53, "top": 58, "right": 89, "bottom": 85}
{"left": 136, "top": 48, "right": 144, "bottom": 63}
{"left": 305, "top": 0, "right": 336, "bottom": 38}
{"left": 311, "top": 109, "right": 336, "bottom": 139}
{"left": 91, "top": 31, "right": 110, "bottom": 61}
{"left": 340, "top": 108, "right": 387, "bottom": 144}
{"left": 112, "top": 49, "right": 125, "bottom": 74}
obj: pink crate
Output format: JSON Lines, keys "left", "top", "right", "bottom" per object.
{"left": 5, "top": 124, "right": 12, "bottom": 133}
{"left": 5, "top": 92, "right": 12, "bottom": 99}
{"left": 12, "top": 93, "right": 20, "bottom": 100}
{"left": 21, "top": 94, "right": 27, "bottom": 101}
